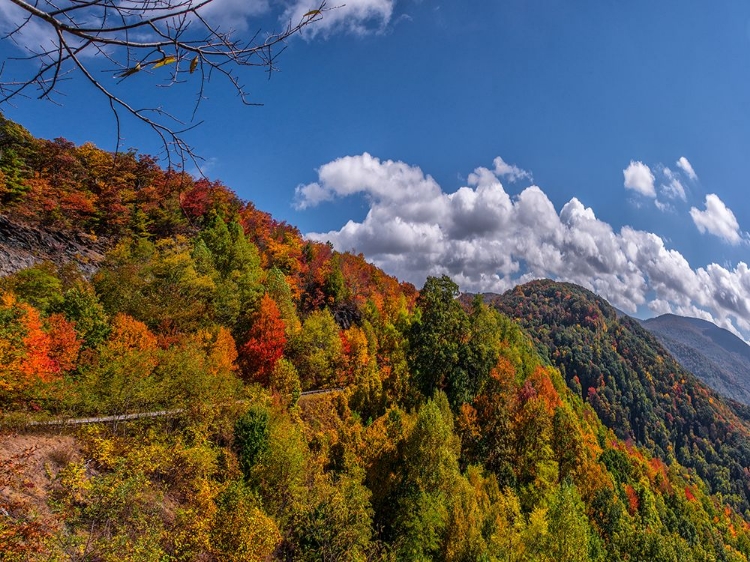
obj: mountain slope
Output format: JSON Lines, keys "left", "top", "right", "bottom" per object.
{"left": 488, "top": 279, "right": 750, "bottom": 511}
{"left": 4, "top": 115, "right": 750, "bottom": 560}
{"left": 642, "top": 313, "right": 750, "bottom": 406}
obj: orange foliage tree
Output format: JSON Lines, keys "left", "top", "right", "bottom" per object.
{"left": 0, "top": 294, "right": 63, "bottom": 396}
{"left": 46, "top": 313, "right": 82, "bottom": 373}
{"left": 107, "top": 312, "right": 158, "bottom": 355}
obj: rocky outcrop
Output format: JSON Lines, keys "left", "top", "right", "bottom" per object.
{"left": 0, "top": 215, "right": 108, "bottom": 277}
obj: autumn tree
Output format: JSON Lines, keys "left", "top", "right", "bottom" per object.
{"left": 545, "top": 484, "right": 596, "bottom": 562}
{"left": 211, "top": 481, "right": 282, "bottom": 561}
{"left": 238, "top": 294, "right": 287, "bottom": 385}
{"left": 58, "top": 283, "right": 110, "bottom": 348}
{"left": 0, "top": 293, "right": 70, "bottom": 404}
{"left": 73, "top": 313, "right": 159, "bottom": 414}
{"left": 265, "top": 267, "right": 301, "bottom": 335}
{"left": 393, "top": 393, "right": 461, "bottom": 559}
{"left": 472, "top": 358, "right": 517, "bottom": 487}
{"left": 235, "top": 405, "right": 271, "bottom": 480}
{"left": 0, "top": 262, "right": 63, "bottom": 313}
{"left": 288, "top": 309, "right": 344, "bottom": 390}
{"left": 95, "top": 236, "right": 216, "bottom": 332}
{"left": 0, "top": 113, "right": 34, "bottom": 202}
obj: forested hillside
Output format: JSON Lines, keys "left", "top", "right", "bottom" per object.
{"left": 642, "top": 314, "right": 750, "bottom": 406}
{"left": 490, "top": 280, "right": 750, "bottom": 512}
{"left": 3, "top": 116, "right": 750, "bottom": 561}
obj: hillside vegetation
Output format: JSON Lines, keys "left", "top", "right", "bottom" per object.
{"left": 2, "top": 116, "right": 750, "bottom": 561}
{"left": 642, "top": 314, "right": 750, "bottom": 406}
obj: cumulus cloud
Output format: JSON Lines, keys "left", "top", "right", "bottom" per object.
{"left": 298, "top": 153, "right": 750, "bottom": 339}
{"left": 677, "top": 156, "right": 698, "bottom": 181}
{"left": 623, "top": 161, "right": 656, "bottom": 197}
{"left": 283, "top": 0, "right": 395, "bottom": 38}
{"left": 690, "top": 194, "right": 744, "bottom": 245}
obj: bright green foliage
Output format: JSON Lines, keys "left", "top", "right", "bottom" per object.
{"left": 95, "top": 236, "right": 216, "bottom": 332}
{"left": 545, "top": 484, "right": 595, "bottom": 562}
{"left": 394, "top": 393, "right": 460, "bottom": 559}
{"left": 408, "top": 278, "right": 515, "bottom": 409}
{"left": 288, "top": 308, "right": 344, "bottom": 389}
{"left": 0, "top": 114, "right": 34, "bottom": 201}
{"left": 408, "top": 276, "right": 471, "bottom": 407}
{"left": 552, "top": 405, "right": 585, "bottom": 483}
{"left": 234, "top": 405, "right": 271, "bottom": 479}
{"left": 58, "top": 283, "right": 110, "bottom": 347}
{"left": 250, "top": 412, "right": 309, "bottom": 519}
{"left": 461, "top": 296, "right": 506, "bottom": 395}
{"left": 0, "top": 147, "right": 29, "bottom": 201}
{"left": 1, "top": 263, "right": 63, "bottom": 313}
{"left": 196, "top": 215, "right": 263, "bottom": 329}
{"left": 323, "top": 253, "right": 348, "bottom": 305}
{"left": 265, "top": 267, "right": 301, "bottom": 334}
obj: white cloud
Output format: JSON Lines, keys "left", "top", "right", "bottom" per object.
{"left": 654, "top": 200, "right": 671, "bottom": 213}
{"left": 283, "top": 0, "right": 395, "bottom": 38}
{"left": 676, "top": 156, "right": 698, "bottom": 181}
{"left": 492, "top": 156, "right": 531, "bottom": 182}
{"left": 623, "top": 161, "right": 656, "bottom": 197}
{"left": 0, "top": 1, "right": 59, "bottom": 54}
{"left": 198, "top": 0, "right": 271, "bottom": 32}
{"left": 690, "top": 194, "right": 743, "bottom": 245}
{"left": 297, "top": 153, "right": 750, "bottom": 339}
{"left": 659, "top": 167, "right": 686, "bottom": 202}
{"left": 648, "top": 299, "right": 673, "bottom": 315}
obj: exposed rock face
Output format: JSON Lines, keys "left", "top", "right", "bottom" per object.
{"left": 0, "top": 215, "right": 107, "bottom": 278}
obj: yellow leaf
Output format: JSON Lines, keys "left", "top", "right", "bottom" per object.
{"left": 152, "top": 56, "right": 177, "bottom": 69}
{"left": 117, "top": 63, "right": 141, "bottom": 78}
{"left": 302, "top": 9, "right": 321, "bottom": 17}
{"left": 190, "top": 57, "right": 199, "bottom": 74}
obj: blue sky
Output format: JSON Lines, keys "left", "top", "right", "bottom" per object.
{"left": 3, "top": 1, "right": 750, "bottom": 338}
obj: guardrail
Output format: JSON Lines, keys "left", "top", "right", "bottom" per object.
{"left": 20, "top": 388, "right": 345, "bottom": 428}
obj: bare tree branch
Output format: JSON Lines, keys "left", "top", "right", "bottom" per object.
{"left": 0, "top": 0, "right": 326, "bottom": 168}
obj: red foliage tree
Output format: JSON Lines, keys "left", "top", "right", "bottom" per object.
{"left": 624, "top": 484, "right": 640, "bottom": 515}
{"left": 180, "top": 178, "right": 240, "bottom": 221}
{"left": 238, "top": 294, "right": 287, "bottom": 385}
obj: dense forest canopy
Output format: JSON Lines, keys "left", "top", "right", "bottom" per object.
{"left": 3, "top": 115, "right": 750, "bottom": 560}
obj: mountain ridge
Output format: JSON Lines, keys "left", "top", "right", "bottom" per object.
{"left": 485, "top": 278, "right": 750, "bottom": 511}
{"left": 4, "top": 115, "right": 750, "bottom": 560}
{"left": 641, "top": 313, "right": 750, "bottom": 406}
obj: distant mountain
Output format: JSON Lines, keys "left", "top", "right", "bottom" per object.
{"left": 641, "top": 314, "right": 750, "bottom": 406}
{"left": 486, "top": 279, "right": 750, "bottom": 511}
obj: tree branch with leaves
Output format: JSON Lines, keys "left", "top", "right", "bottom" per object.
{"left": 0, "top": 0, "right": 326, "bottom": 167}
